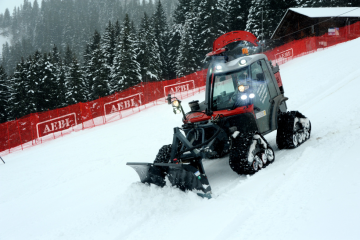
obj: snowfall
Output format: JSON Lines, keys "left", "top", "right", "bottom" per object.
{"left": 1, "top": 37, "right": 360, "bottom": 240}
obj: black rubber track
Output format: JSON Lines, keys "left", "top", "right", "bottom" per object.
{"left": 276, "top": 111, "right": 311, "bottom": 149}
{"left": 229, "top": 132, "right": 275, "bottom": 175}
{"left": 229, "top": 131, "right": 257, "bottom": 175}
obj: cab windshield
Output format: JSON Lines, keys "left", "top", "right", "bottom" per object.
{"left": 212, "top": 67, "right": 250, "bottom": 111}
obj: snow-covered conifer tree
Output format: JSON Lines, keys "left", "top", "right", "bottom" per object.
{"left": 176, "top": 9, "right": 199, "bottom": 77}
{"left": 137, "top": 12, "right": 162, "bottom": 83}
{"left": 65, "top": 56, "right": 86, "bottom": 105}
{"left": 8, "top": 59, "right": 29, "bottom": 119}
{"left": 114, "top": 14, "right": 141, "bottom": 91}
{"left": 197, "top": 0, "right": 225, "bottom": 62}
{"left": 51, "top": 45, "right": 67, "bottom": 108}
{"left": 152, "top": 0, "right": 170, "bottom": 80}
{"left": 100, "top": 21, "right": 116, "bottom": 94}
{"left": 41, "top": 52, "right": 58, "bottom": 111}
{"left": 86, "top": 30, "right": 110, "bottom": 100}
{"left": 0, "top": 66, "right": 9, "bottom": 123}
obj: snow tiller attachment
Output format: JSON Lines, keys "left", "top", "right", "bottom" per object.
{"left": 127, "top": 31, "right": 311, "bottom": 197}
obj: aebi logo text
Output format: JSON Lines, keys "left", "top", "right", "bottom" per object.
{"left": 164, "top": 80, "right": 195, "bottom": 97}
{"left": 104, "top": 93, "right": 142, "bottom": 115}
{"left": 36, "top": 113, "right": 77, "bottom": 138}
{"left": 275, "top": 48, "right": 293, "bottom": 61}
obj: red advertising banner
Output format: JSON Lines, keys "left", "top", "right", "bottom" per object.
{"left": 275, "top": 48, "right": 293, "bottom": 62}
{"left": 163, "top": 80, "right": 196, "bottom": 97}
{"left": 104, "top": 93, "right": 143, "bottom": 116}
{"left": 36, "top": 113, "right": 77, "bottom": 138}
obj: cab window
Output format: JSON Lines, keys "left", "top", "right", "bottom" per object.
{"left": 250, "top": 61, "right": 270, "bottom": 111}
{"left": 260, "top": 59, "right": 278, "bottom": 97}
{"left": 250, "top": 61, "right": 264, "bottom": 80}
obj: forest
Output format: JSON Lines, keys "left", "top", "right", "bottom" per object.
{"left": 0, "top": 0, "right": 358, "bottom": 123}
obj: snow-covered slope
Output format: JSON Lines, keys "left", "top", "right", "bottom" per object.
{"left": 1, "top": 38, "right": 360, "bottom": 240}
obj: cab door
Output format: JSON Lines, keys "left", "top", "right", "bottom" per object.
{"left": 250, "top": 60, "right": 274, "bottom": 134}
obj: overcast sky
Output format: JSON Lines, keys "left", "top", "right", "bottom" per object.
{"left": 0, "top": 0, "right": 27, "bottom": 15}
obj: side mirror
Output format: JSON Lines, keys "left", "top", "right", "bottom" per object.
{"left": 166, "top": 94, "right": 172, "bottom": 104}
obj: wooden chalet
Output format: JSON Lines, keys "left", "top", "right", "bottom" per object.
{"left": 271, "top": 7, "right": 360, "bottom": 43}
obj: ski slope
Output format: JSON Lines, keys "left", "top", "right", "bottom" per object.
{"left": 1, "top": 38, "right": 360, "bottom": 240}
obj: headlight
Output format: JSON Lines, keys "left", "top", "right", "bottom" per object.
{"left": 239, "top": 59, "right": 247, "bottom": 65}
{"left": 241, "top": 95, "right": 248, "bottom": 100}
{"left": 172, "top": 100, "right": 179, "bottom": 107}
{"left": 215, "top": 65, "right": 222, "bottom": 70}
{"left": 238, "top": 85, "right": 249, "bottom": 92}
{"left": 239, "top": 85, "right": 245, "bottom": 92}
{"left": 249, "top": 93, "right": 255, "bottom": 98}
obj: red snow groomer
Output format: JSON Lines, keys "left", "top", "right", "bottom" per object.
{"left": 127, "top": 31, "right": 311, "bottom": 198}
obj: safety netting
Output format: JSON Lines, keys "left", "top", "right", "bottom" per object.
{"left": 1, "top": 22, "right": 359, "bottom": 156}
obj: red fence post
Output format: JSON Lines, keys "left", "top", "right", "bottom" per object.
{"left": 57, "top": 108, "right": 63, "bottom": 137}
{"left": 79, "top": 102, "right": 84, "bottom": 130}
{"left": 6, "top": 121, "right": 10, "bottom": 153}
{"left": 16, "top": 119, "right": 23, "bottom": 151}
{"left": 100, "top": 97, "right": 106, "bottom": 124}
{"left": 30, "top": 114, "right": 34, "bottom": 145}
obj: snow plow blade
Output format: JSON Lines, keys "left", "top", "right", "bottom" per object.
{"left": 126, "top": 162, "right": 212, "bottom": 194}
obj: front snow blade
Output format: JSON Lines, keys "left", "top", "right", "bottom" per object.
{"left": 126, "top": 162, "right": 166, "bottom": 187}
{"left": 126, "top": 162, "right": 212, "bottom": 194}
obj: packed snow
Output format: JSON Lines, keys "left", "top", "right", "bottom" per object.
{"left": 1, "top": 37, "right": 360, "bottom": 240}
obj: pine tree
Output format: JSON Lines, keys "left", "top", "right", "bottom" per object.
{"left": 82, "top": 44, "right": 92, "bottom": 99}
{"left": 197, "top": 0, "right": 225, "bottom": 63}
{"left": 27, "top": 51, "right": 45, "bottom": 113}
{"left": 137, "top": 12, "right": 162, "bottom": 83}
{"left": 110, "top": 44, "right": 122, "bottom": 93}
{"left": 3, "top": 9, "right": 11, "bottom": 28}
{"left": 221, "top": 0, "right": 252, "bottom": 32}
{"left": 66, "top": 56, "right": 86, "bottom": 104}
{"left": 84, "top": 30, "right": 110, "bottom": 100}
{"left": 176, "top": 9, "right": 199, "bottom": 77}
{"left": 114, "top": 20, "right": 121, "bottom": 40}
{"left": 8, "top": 59, "right": 29, "bottom": 119}
{"left": 41, "top": 53, "right": 58, "bottom": 111}
{"left": 116, "top": 14, "right": 141, "bottom": 91}
{"left": 173, "top": 0, "right": 192, "bottom": 25}
{"left": 0, "top": 66, "right": 9, "bottom": 123}
{"left": 100, "top": 21, "right": 116, "bottom": 94}
{"left": 152, "top": 0, "right": 170, "bottom": 80}
{"left": 246, "top": 0, "right": 271, "bottom": 40}
{"left": 102, "top": 21, "right": 116, "bottom": 66}
{"left": 2, "top": 43, "right": 11, "bottom": 74}
{"left": 169, "top": 0, "right": 194, "bottom": 79}
{"left": 56, "top": 65, "right": 67, "bottom": 108}
{"left": 50, "top": 45, "right": 66, "bottom": 108}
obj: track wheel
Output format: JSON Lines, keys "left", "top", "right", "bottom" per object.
{"left": 253, "top": 155, "right": 263, "bottom": 171}
{"left": 265, "top": 147, "right": 275, "bottom": 163}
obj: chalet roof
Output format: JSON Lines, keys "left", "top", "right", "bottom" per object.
{"left": 271, "top": 7, "right": 360, "bottom": 39}
{"left": 289, "top": 7, "right": 360, "bottom": 18}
